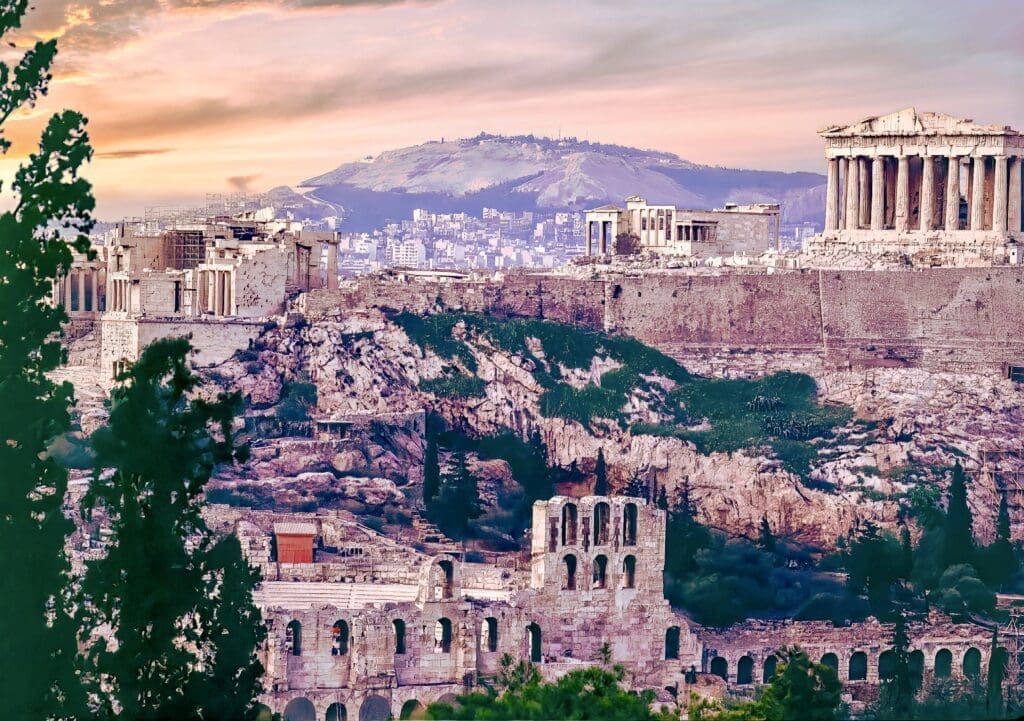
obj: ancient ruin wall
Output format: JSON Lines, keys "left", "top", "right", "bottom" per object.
{"left": 303, "top": 267, "right": 1024, "bottom": 375}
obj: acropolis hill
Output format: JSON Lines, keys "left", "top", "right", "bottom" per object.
{"left": 57, "top": 109, "right": 1024, "bottom": 720}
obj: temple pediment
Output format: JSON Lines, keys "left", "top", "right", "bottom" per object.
{"left": 820, "top": 108, "right": 1019, "bottom": 138}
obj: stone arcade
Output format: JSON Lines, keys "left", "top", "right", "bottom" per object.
{"left": 245, "top": 496, "right": 993, "bottom": 721}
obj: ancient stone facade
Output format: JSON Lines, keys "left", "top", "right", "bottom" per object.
{"left": 246, "top": 495, "right": 993, "bottom": 720}
{"left": 585, "top": 196, "right": 781, "bottom": 257}
{"left": 808, "top": 109, "right": 1024, "bottom": 264}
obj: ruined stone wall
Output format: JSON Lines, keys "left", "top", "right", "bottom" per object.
{"left": 235, "top": 246, "right": 289, "bottom": 317}
{"left": 100, "top": 317, "right": 264, "bottom": 375}
{"left": 698, "top": 616, "right": 994, "bottom": 688}
{"left": 605, "top": 271, "right": 824, "bottom": 354}
{"left": 820, "top": 268, "right": 1024, "bottom": 371}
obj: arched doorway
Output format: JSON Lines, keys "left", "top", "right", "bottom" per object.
{"left": 563, "top": 554, "right": 577, "bottom": 590}
{"left": 592, "top": 554, "right": 608, "bottom": 589}
{"left": 909, "top": 650, "right": 925, "bottom": 689}
{"left": 359, "top": 695, "right": 391, "bottom": 721}
{"left": 849, "top": 652, "right": 867, "bottom": 681}
{"left": 562, "top": 503, "right": 578, "bottom": 545}
{"left": 763, "top": 654, "right": 779, "bottom": 683}
{"left": 593, "top": 502, "right": 610, "bottom": 545}
{"left": 527, "top": 622, "right": 542, "bottom": 663}
{"left": 963, "top": 647, "right": 982, "bottom": 679}
{"left": 878, "top": 650, "right": 895, "bottom": 680}
{"left": 820, "top": 652, "right": 838, "bottom": 674}
{"left": 665, "top": 627, "right": 680, "bottom": 660}
{"left": 622, "top": 555, "right": 636, "bottom": 589}
{"left": 399, "top": 700, "right": 425, "bottom": 720}
{"left": 326, "top": 702, "right": 347, "bottom": 721}
{"left": 710, "top": 656, "right": 728, "bottom": 680}
{"left": 623, "top": 503, "right": 638, "bottom": 546}
{"left": 283, "top": 698, "right": 316, "bottom": 721}
{"left": 935, "top": 648, "right": 952, "bottom": 678}
{"left": 737, "top": 656, "right": 753, "bottom": 685}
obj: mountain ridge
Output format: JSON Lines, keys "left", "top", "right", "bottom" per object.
{"left": 295, "top": 133, "right": 825, "bottom": 232}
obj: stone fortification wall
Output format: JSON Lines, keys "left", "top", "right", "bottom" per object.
{"left": 304, "top": 267, "right": 1024, "bottom": 375}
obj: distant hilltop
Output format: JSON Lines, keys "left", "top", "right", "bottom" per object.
{"left": 296, "top": 133, "right": 825, "bottom": 232}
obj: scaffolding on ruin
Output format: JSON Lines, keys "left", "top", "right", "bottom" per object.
{"left": 1003, "top": 601, "right": 1024, "bottom": 706}
{"left": 979, "top": 447, "right": 1024, "bottom": 512}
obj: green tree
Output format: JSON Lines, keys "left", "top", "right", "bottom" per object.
{"left": 876, "top": 611, "right": 915, "bottom": 719}
{"left": 759, "top": 515, "right": 777, "bottom": 553}
{"left": 423, "top": 431, "right": 440, "bottom": 505}
{"left": 77, "top": 338, "right": 264, "bottom": 720}
{"left": 976, "top": 496, "right": 1017, "bottom": 589}
{"left": 594, "top": 447, "right": 608, "bottom": 495}
{"left": 727, "top": 647, "right": 843, "bottom": 721}
{"left": 0, "top": 2, "right": 96, "bottom": 717}
{"left": 844, "top": 520, "right": 904, "bottom": 615}
{"left": 426, "top": 659, "right": 676, "bottom": 720}
{"left": 429, "top": 451, "right": 482, "bottom": 540}
{"left": 986, "top": 629, "right": 1007, "bottom": 719}
{"left": 943, "top": 462, "right": 974, "bottom": 567}
{"left": 933, "top": 563, "right": 996, "bottom": 618}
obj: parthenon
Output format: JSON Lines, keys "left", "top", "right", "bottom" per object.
{"left": 812, "top": 109, "right": 1023, "bottom": 263}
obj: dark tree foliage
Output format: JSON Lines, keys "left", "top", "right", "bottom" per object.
{"left": 759, "top": 515, "right": 777, "bottom": 553}
{"left": 78, "top": 338, "right": 264, "bottom": 721}
{"left": 875, "top": 611, "right": 915, "bottom": 719}
{"left": 613, "top": 232, "right": 642, "bottom": 256}
{"left": 594, "top": 447, "right": 608, "bottom": 495}
{"left": 843, "top": 520, "right": 906, "bottom": 615}
{"left": 943, "top": 462, "right": 974, "bottom": 568}
{"left": 425, "top": 656, "right": 675, "bottom": 720}
{"left": 428, "top": 450, "right": 483, "bottom": 540}
{"left": 721, "top": 647, "right": 844, "bottom": 721}
{"left": 0, "top": 2, "right": 95, "bottom": 717}
{"left": 423, "top": 430, "right": 440, "bottom": 505}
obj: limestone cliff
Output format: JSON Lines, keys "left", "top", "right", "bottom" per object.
{"left": 199, "top": 308, "right": 1024, "bottom": 550}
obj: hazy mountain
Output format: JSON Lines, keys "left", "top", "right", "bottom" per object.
{"left": 298, "top": 133, "right": 824, "bottom": 232}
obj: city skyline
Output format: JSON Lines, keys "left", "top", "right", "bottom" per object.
{"left": 3, "top": 0, "right": 1022, "bottom": 218}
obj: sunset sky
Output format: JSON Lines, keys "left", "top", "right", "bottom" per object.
{"left": 4, "top": 0, "right": 1023, "bottom": 218}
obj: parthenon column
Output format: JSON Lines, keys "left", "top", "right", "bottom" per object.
{"left": 870, "top": 156, "right": 884, "bottom": 230}
{"left": 895, "top": 155, "right": 910, "bottom": 233}
{"left": 993, "top": 155, "right": 1008, "bottom": 232}
{"left": 920, "top": 155, "right": 935, "bottom": 231}
{"left": 91, "top": 269, "right": 98, "bottom": 312}
{"left": 1009, "top": 156, "right": 1022, "bottom": 233}
{"left": 845, "top": 156, "right": 860, "bottom": 230}
{"left": 858, "top": 158, "right": 870, "bottom": 228}
{"left": 77, "top": 271, "right": 85, "bottom": 314}
{"left": 971, "top": 156, "right": 986, "bottom": 230}
{"left": 838, "top": 157, "right": 849, "bottom": 229}
{"left": 945, "top": 157, "right": 960, "bottom": 231}
{"left": 63, "top": 274, "right": 72, "bottom": 310}
{"left": 825, "top": 158, "right": 839, "bottom": 231}
{"left": 585, "top": 222, "right": 592, "bottom": 255}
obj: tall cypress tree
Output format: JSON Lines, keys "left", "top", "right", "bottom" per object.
{"left": 877, "top": 610, "right": 915, "bottom": 719}
{"left": 77, "top": 338, "right": 262, "bottom": 720}
{"left": 593, "top": 448, "right": 608, "bottom": 496}
{"left": 423, "top": 432, "right": 440, "bottom": 506}
{"left": 943, "top": 462, "right": 974, "bottom": 567}
{"left": 0, "top": 2, "right": 95, "bottom": 717}
{"left": 759, "top": 515, "right": 777, "bottom": 553}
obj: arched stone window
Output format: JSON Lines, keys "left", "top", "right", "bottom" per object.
{"left": 593, "top": 502, "right": 610, "bottom": 546}
{"left": 710, "top": 657, "right": 728, "bottom": 680}
{"left": 623, "top": 503, "right": 638, "bottom": 546}
{"left": 878, "top": 649, "right": 895, "bottom": 680}
{"left": 909, "top": 650, "right": 925, "bottom": 689}
{"left": 482, "top": 617, "right": 498, "bottom": 653}
{"left": 820, "top": 652, "right": 838, "bottom": 674}
{"left": 763, "top": 654, "right": 779, "bottom": 682}
{"left": 737, "top": 656, "right": 753, "bottom": 685}
{"left": 849, "top": 651, "right": 867, "bottom": 681}
{"left": 562, "top": 504, "right": 578, "bottom": 545}
{"left": 359, "top": 695, "right": 391, "bottom": 721}
{"left": 399, "top": 700, "right": 424, "bottom": 720}
{"left": 527, "top": 622, "right": 542, "bottom": 663}
{"left": 326, "top": 702, "right": 347, "bottom": 721}
{"left": 622, "top": 555, "right": 636, "bottom": 589}
{"left": 665, "top": 627, "right": 680, "bottom": 660}
{"left": 935, "top": 648, "right": 952, "bottom": 678}
{"left": 283, "top": 698, "right": 315, "bottom": 721}
{"left": 963, "top": 647, "right": 982, "bottom": 679}
{"left": 563, "top": 554, "right": 577, "bottom": 590}
{"left": 435, "top": 618, "right": 453, "bottom": 653}
{"left": 393, "top": 619, "right": 406, "bottom": 654}
{"left": 438, "top": 560, "right": 454, "bottom": 599}
{"left": 286, "top": 619, "right": 302, "bottom": 656}
{"left": 592, "top": 554, "right": 608, "bottom": 589}
{"left": 331, "top": 619, "right": 349, "bottom": 656}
